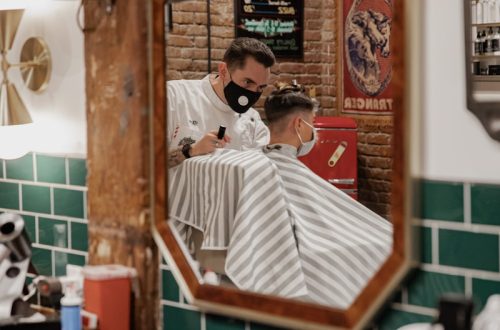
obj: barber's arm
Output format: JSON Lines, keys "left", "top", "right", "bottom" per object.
{"left": 167, "top": 130, "right": 231, "bottom": 168}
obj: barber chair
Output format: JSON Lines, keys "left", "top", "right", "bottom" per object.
{"left": 0, "top": 212, "right": 59, "bottom": 329}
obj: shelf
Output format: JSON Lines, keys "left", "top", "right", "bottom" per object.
{"left": 473, "top": 22, "right": 500, "bottom": 28}
{"left": 473, "top": 75, "right": 500, "bottom": 81}
{"left": 472, "top": 55, "right": 500, "bottom": 59}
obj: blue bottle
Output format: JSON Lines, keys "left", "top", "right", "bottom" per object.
{"left": 60, "top": 287, "right": 82, "bottom": 330}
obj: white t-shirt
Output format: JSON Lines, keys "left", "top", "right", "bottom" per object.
{"left": 167, "top": 75, "right": 270, "bottom": 151}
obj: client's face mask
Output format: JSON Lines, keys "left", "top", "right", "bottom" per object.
{"left": 223, "top": 75, "right": 262, "bottom": 114}
{"left": 296, "top": 119, "right": 317, "bottom": 157}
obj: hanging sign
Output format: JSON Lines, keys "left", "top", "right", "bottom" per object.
{"left": 340, "top": 0, "right": 394, "bottom": 114}
{"left": 235, "top": 0, "right": 304, "bottom": 58}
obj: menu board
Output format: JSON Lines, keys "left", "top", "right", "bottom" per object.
{"left": 234, "top": 0, "right": 304, "bottom": 58}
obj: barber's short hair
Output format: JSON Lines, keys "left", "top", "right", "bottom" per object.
{"left": 223, "top": 37, "right": 276, "bottom": 71}
{"left": 264, "top": 82, "right": 315, "bottom": 124}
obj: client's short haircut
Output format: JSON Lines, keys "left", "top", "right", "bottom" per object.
{"left": 264, "top": 81, "right": 315, "bottom": 124}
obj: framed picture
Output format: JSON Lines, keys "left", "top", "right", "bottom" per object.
{"left": 338, "top": 0, "right": 394, "bottom": 115}
{"left": 234, "top": 0, "right": 304, "bottom": 58}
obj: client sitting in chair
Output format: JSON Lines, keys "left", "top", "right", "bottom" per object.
{"left": 168, "top": 82, "right": 393, "bottom": 308}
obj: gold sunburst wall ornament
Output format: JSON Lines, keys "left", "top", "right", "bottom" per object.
{"left": 0, "top": 9, "right": 51, "bottom": 126}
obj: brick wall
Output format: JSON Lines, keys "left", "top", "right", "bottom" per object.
{"left": 356, "top": 116, "right": 393, "bottom": 219}
{"left": 166, "top": 0, "right": 337, "bottom": 114}
{"left": 166, "top": 0, "right": 393, "bottom": 218}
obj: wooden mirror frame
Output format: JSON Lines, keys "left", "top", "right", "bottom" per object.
{"left": 151, "top": 0, "right": 414, "bottom": 328}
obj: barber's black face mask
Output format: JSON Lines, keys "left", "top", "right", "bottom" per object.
{"left": 223, "top": 77, "right": 262, "bottom": 114}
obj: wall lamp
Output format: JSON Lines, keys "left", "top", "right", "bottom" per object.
{"left": 0, "top": 9, "right": 51, "bottom": 126}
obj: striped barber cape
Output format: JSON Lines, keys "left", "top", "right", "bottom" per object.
{"left": 168, "top": 146, "right": 393, "bottom": 308}
{"left": 263, "top": 144, "right": 393, "bottom": 307}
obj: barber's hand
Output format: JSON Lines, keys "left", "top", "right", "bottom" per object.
{"left": 190, "top": 130, "right": 231, "bottom": 157}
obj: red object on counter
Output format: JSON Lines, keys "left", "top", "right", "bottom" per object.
{"left": 299, "top": 116, "right": 358, "bottom": 200}
{"left": 83, "top": 265, "right": 136, "bottom": 330}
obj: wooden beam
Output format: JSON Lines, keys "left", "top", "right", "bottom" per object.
{"left": 84, "top": 0, "right": 159, "bottom": 328}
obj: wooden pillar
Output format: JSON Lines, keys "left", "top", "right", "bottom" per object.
{"left": 84, "top": 0, "right": 159, "bottom": 328}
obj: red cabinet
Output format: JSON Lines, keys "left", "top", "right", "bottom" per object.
{"left": 299, "top": 117, "right": 358, "bottom": 200}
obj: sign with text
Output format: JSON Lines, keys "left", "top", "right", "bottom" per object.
{"left": 340, "top": 0, "right": 394, "bottom": 115}
{"left": 235, "top": 0, "right": 304, "bottom": 58}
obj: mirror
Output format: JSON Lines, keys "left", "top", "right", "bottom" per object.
{"left": 152, "top": 0, "right": 413, "bottom": 328}
{"left": 464, "top": 0, "right": 500, "bottom": 141}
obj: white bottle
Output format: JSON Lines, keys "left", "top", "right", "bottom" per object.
{"left": 477, "top": 0, "right": 485, "bottom": 23}
{"left": 473, "top": 295, "right": 500, "bottom": 330}
{"left": 489, "top": 0, "right": 496, "bottom": 23}
{"left": 472, "top": 0, "right": 478, "bottom": 24}
{"left": 483, "top": 0, "right": 491, "bottom": 23}
{"left": 496, "top": 0, "right": 500, "bottom": 22}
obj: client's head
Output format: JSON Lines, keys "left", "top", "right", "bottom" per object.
{"left": 264, "top": 81, "right": 316, "bottom": 156}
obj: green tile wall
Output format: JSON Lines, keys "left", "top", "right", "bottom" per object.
{"left": 0, "top": 182, "right": 19, "bottom": 209}
{"left": 206, "top": 314, "right": 245, "bottom": 330}
{"left": 31, "top": 247, "right": 52, "bottom": 276}
{"left": 71, "top": 222, "right": 88, "bottom": 251}
{"left": 54, "top": 188, "right": 85, "bottom": 218}
{"left": 36, "top": 155, "right": 66, "bottom": 184}
{"left": 407, "top": 271, "right": 465, "bottom": 308}
{"left": 420, "top": 226, "right": 432, "bottom": 264}
{"left": 22, "top": 215, "right": 36, "bottom": 242}
{"left": 6, "top": 155, "right": 497, "bottom": 329}
{"left": 22, "top": 185, "right": 51, "bottom": 214}
{"left": 0, "top": 153, "right": 88, "bottom": 280}
{"left": 377, "top": 309, "right": 434, "bottom": 330}
{"left": 439, "top": 229, "right": 499, "bottom": 272}
{"left": 472, "top": 278, "right": 500, "bottom": 310}
{"left": 163, "top": 305, "right": 201, "bottom": 330}
{"left": 38, "top": 217, "right": 68, "bottom": 248}
{"left": 421, "top": 180, "right": 464, "bottom": 222}
{"left": 375, "top": 180, "right": 500, "bottom": 328}
{"left": 68, "top": 158, "right": 87, "bottom": 186}
{"left": 162, "top": 270, "right": 180, "bottom": 302}
{"left": 6, "top": 154, "right": 34, "bottom": 181}
{"left": 471, "top": 184, "right": 500, "bottom": 226}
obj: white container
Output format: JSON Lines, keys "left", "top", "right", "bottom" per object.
{"left": 495, "top": 0, "right": 500, "bottom": 22}
{"left": 472, "top": 1, "right": 478, "bottom": 24}
{"left": 483, "top": 0, "right": 491, "bottom": 23}
{"left": 489, "top": 0, "right": 497, "bottom": 23}
{"left": 473, "top": 295, "right": 500, "bottom": 330}
{"left": 477, "top": 0, "right": 485, "bottom": 24}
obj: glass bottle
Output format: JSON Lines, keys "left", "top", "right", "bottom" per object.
{"left": 475, "top": 30, "right": 484, "bottom": 55}
{"left": 493, "top": 27, "right": 500, "bottom": 54}
{"left": 481, "top": 29, "right": 488, "bottom": 54}
{"left": 486, "top": 26, "right": 494, "bottom": 54}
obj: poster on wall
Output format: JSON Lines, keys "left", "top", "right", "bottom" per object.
{"left": 340, "top": 0, "right": 394, "bottom": 115}
{"left": 234, "top": 0, "right": 304, "bottom": 58}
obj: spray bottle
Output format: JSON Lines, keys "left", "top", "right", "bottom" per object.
{"left": 60, "top": 283, "right": 82, "bottom": 330}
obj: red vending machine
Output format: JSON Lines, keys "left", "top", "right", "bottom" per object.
{"left": 299, "top": 116, "right": 358, "bottom": 200}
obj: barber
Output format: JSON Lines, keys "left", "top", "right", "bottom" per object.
{"left": 167, "top": 37, "right": 276, "bottom": 168}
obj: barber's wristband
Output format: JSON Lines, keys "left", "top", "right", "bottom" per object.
{"left": 181, "top": 144, "right": 192, "bottom": 159}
